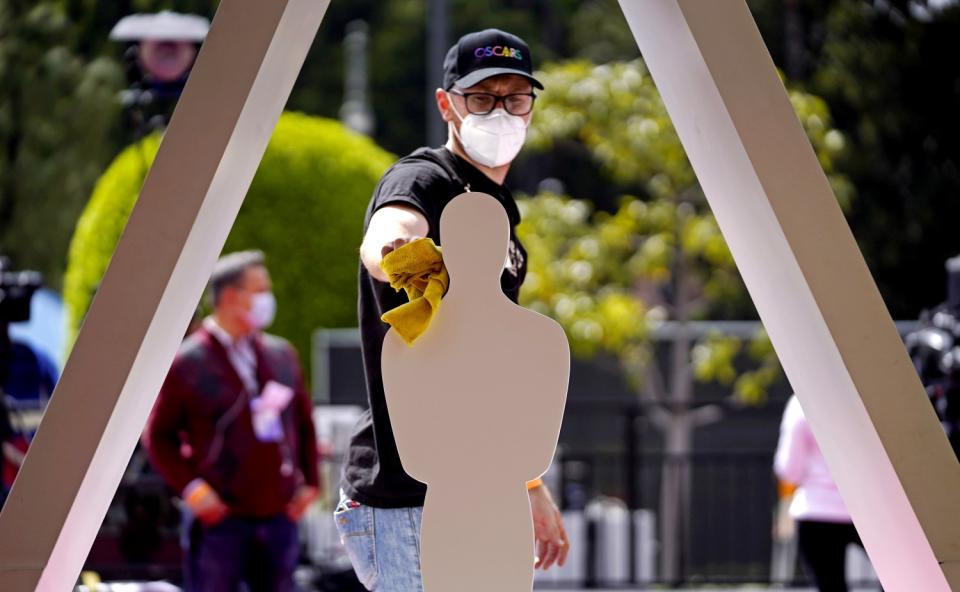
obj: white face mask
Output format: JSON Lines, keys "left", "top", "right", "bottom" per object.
{"left": 449, "top": 100, "right": 528, "bottom": 168}
{"left": 246, "top": 292, "right": 276, "bottom": 330}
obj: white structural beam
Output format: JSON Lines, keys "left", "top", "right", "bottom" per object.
{"left": 0, "top": 0, "right": 329, "bottom": 589}
{"left": 1, "top": 1, "right": 956, "bottom": 590}
{"left": 619, "top": 1, "right": 960, "bottom": 589}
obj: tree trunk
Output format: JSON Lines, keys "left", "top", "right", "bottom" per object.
{"left": 658, "top": 407, "right": 693, "bottom": 582}
{"left": 657, "top": 248, "right": 695, "bottom": 582}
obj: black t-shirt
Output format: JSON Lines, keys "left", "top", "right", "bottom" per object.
{"left": 342, "top": 146, "right": 528, "bottom": 508}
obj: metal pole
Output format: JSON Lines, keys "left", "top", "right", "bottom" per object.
{"left": 625, "top": 404, "right": 639, "bottom": 583}
{"left": 340, "top": 20, "right": 375, "bottom": 136}
{"left": 426, "top": 0, "right": 449, "bottom": 147}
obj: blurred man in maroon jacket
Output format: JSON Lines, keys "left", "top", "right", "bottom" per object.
{"left": 146, "top": 250, "right": 319, "bottom": 592}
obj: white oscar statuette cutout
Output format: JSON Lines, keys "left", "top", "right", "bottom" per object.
{"left": 382, "top": 193, "right": 570, "bottom": 591}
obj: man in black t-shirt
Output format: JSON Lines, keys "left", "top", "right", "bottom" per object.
{"left": 335, "top": 29, "right": 569, "bottom": 590}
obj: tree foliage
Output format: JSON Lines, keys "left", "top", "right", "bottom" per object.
{"left": 808, "top": 1, "right": 960, "bottom": 317}
{"left": 64, "top": 112, "right": 395, "bottom": 371}
{"left": 0, "top": 1, "right": 124, "bottom": 287}
{"left": 518, "top": 60, "right": 851, "bottom": 403}
{"left": 11, "top": 0, "right": 960, "bottom": 321}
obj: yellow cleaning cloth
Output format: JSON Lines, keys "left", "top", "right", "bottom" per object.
{"left": 380, "top": 237, "right": 449, "bottom": 345}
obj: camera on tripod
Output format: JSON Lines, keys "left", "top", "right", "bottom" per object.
{"left": 905, "top": 254, "right": 960, "bottom": 457}
{"left": 0, "top": 256, "right": 43, "bottom": 325}
{"left": 906, "top": 311, "right": 960, "bottom": 383}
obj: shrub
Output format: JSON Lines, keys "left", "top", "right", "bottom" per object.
{"left": 64, "top": 112, "right": 395, "bottom": 375}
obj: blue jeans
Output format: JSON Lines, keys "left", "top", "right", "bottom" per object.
{"left": 187, "top": 514, "right": 300, "bottom": 592}
{"left": 334, "top": 491, "right": 424, "bottom": 591}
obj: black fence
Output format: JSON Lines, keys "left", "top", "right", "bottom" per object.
{"left": 542, "top": 399, "right": 880, "bottom": 589}
{"left": 554, "top": 449, "right": 778, "bottom": 587}
{"left": 80, "top": 398, "right": 881, "bottom": 590}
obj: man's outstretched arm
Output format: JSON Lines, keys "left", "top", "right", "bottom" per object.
{"left": 360, "top": 204, "right": 429, "bottom": 282}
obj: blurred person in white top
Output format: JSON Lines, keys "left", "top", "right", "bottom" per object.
{"left": 774, "top": 394, "right": 870, "bottom": 592}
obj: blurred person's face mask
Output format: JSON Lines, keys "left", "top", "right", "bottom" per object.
{"left": 448, "top": 100, "right": 528, "bottom": 168}
{"left": 245, "top": 291, "right": 276, "bottom": 330}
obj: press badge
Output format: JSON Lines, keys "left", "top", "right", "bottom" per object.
{"left": 250, "top": 380, "right": 295, "bottom": 442}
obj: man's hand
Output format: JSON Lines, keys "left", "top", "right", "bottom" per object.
{"left": 380, "top": 236, "right": 423, "bottom": 259}
{"left": 286, "top": 485, "right": 320, "bottom": 522}
{"left": 183, "top": 479, "right": 229, "bottom": 526}
{"left": 529, "top": 483, "right": 569, "bottom": 570}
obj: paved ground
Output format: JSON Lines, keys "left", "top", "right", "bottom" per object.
{"left": 545, "top": 589, "right": 815, "bottom": 592}
{"left": 547, "top": 588, "right": 877, "bottom": 591}
{"left": 545, "top": 588, "right": 882, "bottom": 592}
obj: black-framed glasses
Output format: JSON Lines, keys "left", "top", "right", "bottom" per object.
{"left": 449, "top": 90, "right": 537, "bottom": 116}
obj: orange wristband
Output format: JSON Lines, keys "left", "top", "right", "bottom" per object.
{"left": 778, "top": 480, "right": 798, "bottom": 499}
{"left": 526, "top": 478, "right": 543, "bottom": 490}
{"left": 184, "top": 479, "right": 214, "bottom": 508}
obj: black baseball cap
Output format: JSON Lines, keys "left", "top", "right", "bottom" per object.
{"left": 442, "top": 29, "right": 543, "bottom": 91}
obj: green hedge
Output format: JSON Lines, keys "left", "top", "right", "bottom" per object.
{"left": 64, "top": 111, "right": 395, "bottom": 374}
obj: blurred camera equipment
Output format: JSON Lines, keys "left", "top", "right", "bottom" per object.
{"left": 905, "top": 254, "right": 960, "bottom": 456}
{"left": 109, "top": 11, "right": 210, "bottom": 139}
{"left": 0, "top": 257, "right": 42, "bottom": 326}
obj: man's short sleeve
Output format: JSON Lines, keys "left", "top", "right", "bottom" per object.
{"left": 370, "top": 160, "right": 449, "bottom": 230}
